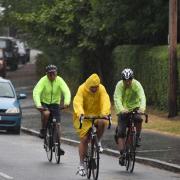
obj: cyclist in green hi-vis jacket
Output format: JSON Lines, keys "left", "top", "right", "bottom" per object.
{"left": 33, "top": 65, "right": 71, "bottom": 154}
{"left": 113, "top": 68, "right": 146, "bottom": 166}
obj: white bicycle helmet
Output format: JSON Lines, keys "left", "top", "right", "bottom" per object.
{"left": 46, "top": 64, "right": 57, "bottom": 73}
{"left": 121, "top": 68, "right": 134, "bottom": 80}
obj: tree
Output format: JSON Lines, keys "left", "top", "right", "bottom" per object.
{"left": 168, "top": 0, "right": 178, "bottom": 117}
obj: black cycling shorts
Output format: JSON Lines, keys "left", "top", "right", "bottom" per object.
{"left": 114, "top": 113, "right": 142, "bottom": 141}
{"left": 41, "top": 102, "right": 61, "bottom": 123}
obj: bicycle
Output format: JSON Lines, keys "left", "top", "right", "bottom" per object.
{"left": 79, "top": 115, "right": 112, "bottom": 180}
{"left": 122, "top": 109, "right": 148, "bottom": 173}
{"left": 43, "top": 106, "right": 66, "bottom": 164}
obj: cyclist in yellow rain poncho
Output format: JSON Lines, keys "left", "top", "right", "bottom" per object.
{"left": 73, "top": 73, "right": 111, "bottom": 176}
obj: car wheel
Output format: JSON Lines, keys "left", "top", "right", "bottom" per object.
{"left": 12, "top": 126, "right": 21, "bottom": 135}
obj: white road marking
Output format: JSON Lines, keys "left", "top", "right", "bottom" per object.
{"left": 137, "top": 149, "right": 172, "bottom": 153}
{"left": 0, "top": 172, "right": 13, "bottom": 179}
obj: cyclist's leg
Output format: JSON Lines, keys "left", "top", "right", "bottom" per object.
{"left": 41, "top": 110, "right": 50, "bottom": 128}
{"left": 40, "top": 103, "right": 50, "bottom": 138}
{"left": 77, "top": 134, "right": 89, "bottom": 176}
{"left": 79, "top": 134, "right": 89, "bottom": 166}
{"left": 117, "top": 113, "right": 128, "bottom": 153}
{"left": 134, "top": 115, "right": 143, "bottom": 146}
{"left": 41, "top": 103, "right": 51, "bottom": 129}
{"left": 96, "top": 119, "right": 106, "bottom": 152}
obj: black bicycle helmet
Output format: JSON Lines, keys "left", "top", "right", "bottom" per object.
{"left": 46, "top": 64, "right": 57, "bottom": 73}
{"left": 121, "top": 68, "right": 134, "bottom": 80}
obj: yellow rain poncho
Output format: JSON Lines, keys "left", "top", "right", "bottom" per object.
{"left": 73, "top": 73, "right": 111, "bottom": 138}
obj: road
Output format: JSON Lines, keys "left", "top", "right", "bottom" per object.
{"left": 0, "top": 133, "right": 179, "bottom": 180}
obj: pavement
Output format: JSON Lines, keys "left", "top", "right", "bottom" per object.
{"left": 6, "top": 49, "right": 180, "bottom": 174}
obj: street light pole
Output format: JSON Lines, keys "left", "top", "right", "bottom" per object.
{"left": 168, "top": 0, "right": 177, "bottom": 117}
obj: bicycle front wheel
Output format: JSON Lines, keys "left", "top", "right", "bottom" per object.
{"left": 54, "top": 126, "right": 61, "bottom": 164}
{"left": 85, "top": 144, "right": 92, "bottom": 179}
{"left": 126, "top": 134, "right": 136, "bottom": 172}
{"left": 44, "top": 126, "right": 53, "bottom": 162}
{"left": 91, "top": 139, "right": 100, "bottom": 180}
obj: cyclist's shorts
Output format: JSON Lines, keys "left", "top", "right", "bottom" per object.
{"left": 114, "top": 113, "right": 143, "bottom": 140}
{"left": 41, "top": 102, "right": 61, "bottom": 123}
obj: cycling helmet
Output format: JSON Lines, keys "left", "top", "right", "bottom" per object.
{"left": 121, "top": 68, "right": 134, "bottom": 80}
{"left": 46, "top": 64, "right": 57, "bottom": 73}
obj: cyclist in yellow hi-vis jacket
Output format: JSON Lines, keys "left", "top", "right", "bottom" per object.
{"left": 33, "top": 65, "right": 71, "bottom": 155}
{"left": 73, "top": 73, "right": 111, "bottom": 176}
{"left": 114, "top": 68, "right": 146, "bottom": 165}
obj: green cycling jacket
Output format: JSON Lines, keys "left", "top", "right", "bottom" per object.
{"left": 33, "top": 75, "right": 71, "bottom": 107}
{"left": 113, "top": 79, "right": 146, "bottom": 114}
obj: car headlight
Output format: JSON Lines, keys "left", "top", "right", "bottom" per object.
{"left": 6, "top": 107, "right": 20, "bottom": 114}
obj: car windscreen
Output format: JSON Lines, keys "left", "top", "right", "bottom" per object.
{"left": 0, "top": 82, "right": 15, "bottom": 98}
{"left": 0, "top": 40, "right": 7, "bottom": 49}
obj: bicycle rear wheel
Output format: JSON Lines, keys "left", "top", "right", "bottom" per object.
{"left": 44, "top": 126, "right": 53, "bottom": 162}
{"left": 54, "top": 126, "right": 61, "bottom": 164}
{"left": 91, "top": 139, "right": 99, "bottom": 180}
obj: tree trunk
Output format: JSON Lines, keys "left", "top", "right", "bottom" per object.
{"left": 168, "top": 0, "right": 177, "bottom": 117}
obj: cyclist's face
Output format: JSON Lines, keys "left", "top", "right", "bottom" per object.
{"left": 90, "top": 86, "right": 99, "bottom": 93}
{"left": 47, "top": 71, "right": 57, "bottom": 81}
{"left": 123, "top": 79, "right": 132, "bottom": 88}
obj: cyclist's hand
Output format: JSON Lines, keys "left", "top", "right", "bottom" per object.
{"left": 121, "top": 109, "right": 129, "bottom": 114}
{"left": 63, "top": 104, "right": 69, "bottom": 109}
{"left": 37, "top": 106, "right": 45, "bottom": 112}
{"left": 104, "top": 114, "right": 111, "bottom": 120}
{"left": 137, "top": 109, "right": 145, "bottom": 114}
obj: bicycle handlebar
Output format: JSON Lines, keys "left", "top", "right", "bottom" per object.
{"left": 37, "top": 105, "right": 68, "bottom": 112}
{"left": 127, "top": 111, "right": 148, "bottom": 123}
{"left": 79, "top": 115, "right": 112, "bottom": 129}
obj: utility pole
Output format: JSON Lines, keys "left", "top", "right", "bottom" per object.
{"left": 168, "top": 0, "right": 177, "bottom": 117}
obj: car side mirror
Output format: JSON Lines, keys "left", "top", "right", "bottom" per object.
{"left": 17, "top": 93, "right": 27, "bottom": 100}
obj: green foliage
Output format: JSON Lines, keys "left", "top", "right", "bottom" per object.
{"left": 113, "top": 44, "right": 180, "bottom": 111}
